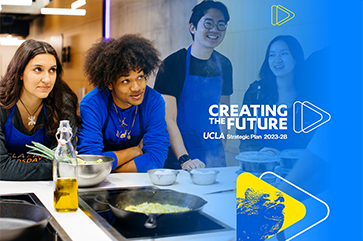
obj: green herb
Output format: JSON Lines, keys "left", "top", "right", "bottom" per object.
{"left": 26, "top": 141, "right": 56, "bottom": 160}
{"left": 26, "top": 141, "right": 104, "bottom": 163}
{"left": 77, "top": 158, "right": 104, "bottom": 164}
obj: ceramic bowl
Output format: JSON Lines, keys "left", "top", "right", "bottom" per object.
{"left": 189, "top": 169, "right": 219, "bottom": 185}
{"left": 147, "top": 169, "right": 180, "bottom": 186}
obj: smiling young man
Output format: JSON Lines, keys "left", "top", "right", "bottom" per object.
{"left": 154, "top": 0, "right": 233, "bottom": 170}
{"left": 77, "top": 35, "right": 170, "bottom": 172}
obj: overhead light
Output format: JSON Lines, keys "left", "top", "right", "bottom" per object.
{"left": 0, "top": 35, "right": 25, "bottom": 46}
{"left": 41, "top": 0, "right": 86, "bottom": 16}
{"left": 40, "top": 8, "right": 86, "bottom": 16}
{"left": 71, "top": 0, "right": 86, "bottom": 9}
{"left": 0, "top": 0, "right": 32, "bottom": 6}
{"left": 104, "top": 0, "right": 110, "bottom": 41}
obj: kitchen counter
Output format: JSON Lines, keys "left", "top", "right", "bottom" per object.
{"left": 0, "top": 167, "right": 239, "bottom": 241}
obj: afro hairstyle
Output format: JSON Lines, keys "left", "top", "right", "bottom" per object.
{"left": 83, "top": 34, "right": 161, "bottom": 90}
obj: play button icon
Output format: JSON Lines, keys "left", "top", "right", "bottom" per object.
{"left": 271, "top": 5, "right": 295, "bottom": 26}
{"left": 293, "top": 101, "right": 331, "bottom": 133}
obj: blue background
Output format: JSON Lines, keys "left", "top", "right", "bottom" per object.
{"left": 328, "top": 0, "right": 362, "bottom": 240}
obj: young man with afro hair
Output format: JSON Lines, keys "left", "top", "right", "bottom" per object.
{"left": 77, "top": 34, "right": 170, "bottom": 172}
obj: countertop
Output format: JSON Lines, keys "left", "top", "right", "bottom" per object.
{"left": 0, "top": 167, "right": 239, "bottom": 241}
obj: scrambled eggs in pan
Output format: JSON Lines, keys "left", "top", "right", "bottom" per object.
{"left": 125, "top": 202, "right": 190, "bottom": 213}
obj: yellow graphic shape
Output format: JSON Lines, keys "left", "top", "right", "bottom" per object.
{"left": 271, "top": 5, "right": 295, "bottom": 26}
{"left": 237, "top": 172, "right": 306, "bottom": 240}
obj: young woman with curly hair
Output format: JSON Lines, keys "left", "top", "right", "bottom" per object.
{"left": 77, "top": 34, "right": 170, "bottom": 172}
{"left": 0, "top": 39, "right": 81, "bottom": 181}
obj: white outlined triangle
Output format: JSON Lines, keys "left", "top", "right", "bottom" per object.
{"left": 259, "top": 172, "right": 330, "bottom": 241}
{"left": 293, "top": 101, "right": 331, "bottom": 133}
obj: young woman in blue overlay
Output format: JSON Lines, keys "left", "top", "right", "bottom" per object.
{"left": 154, "top": 1, "right": 233, "bottom": 170}
{"left": 77, "top": 34, "right": 170, "bottom": 172}
{"left": 237, "top": 35, "right": 314, "bottom": 153}
{"left": 0, "top": 40, "right": 81, "bottom": 181}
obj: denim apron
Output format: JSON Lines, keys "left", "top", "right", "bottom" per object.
{"left": 4, "top": 100, "right": 48, "bottom": 162}
{"left": 176, "top": 46, "right": 226, "bottom": 167}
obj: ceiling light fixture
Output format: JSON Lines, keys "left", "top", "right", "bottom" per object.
{"left": 104, "top": 0, "right": 110, "bottom": 41}
{"left": 40, "top": 8, "right": 86, "bottom": 16}
{"left": 0, "top": 0, "right": 32, "bottom": 11}
{"left": 41, "top": 0, "right": 86, "bottom": 16}
{"left": 71, "top": 0, "right": 86, "bottom": 9}
{"left": 0, "top": 35, "right": 25, "bottom": 46}
{"left": 0, "top": 0, "right": 32, "bottom": 6}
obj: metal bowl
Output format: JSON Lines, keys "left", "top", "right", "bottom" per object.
{"left": 77, "top": 155, "right": 114, "bottom": 187}
{"left": 235, "top": 151, "right": 280, "bottom": 173}
{"left": 189, "top": 169, "right": 219, "bottom": 185}
{"left": 147, "top": 169, "right": 179, "bottom": 186}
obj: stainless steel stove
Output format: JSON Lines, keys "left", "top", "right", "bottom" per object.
{"left": 0, "top": 193, "right": 70, "bottom": 241}
{"left": 78, "top": 186, "right": 234, "bottom": 240}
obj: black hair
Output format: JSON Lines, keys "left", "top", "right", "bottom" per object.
{"left": 258, "top": 35, "right": 305, "bottom": 104}
{"left": 189, "top": 0, "right": 230, "bottom": 40}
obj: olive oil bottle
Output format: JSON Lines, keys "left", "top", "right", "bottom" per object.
{"left": 53, "top": 120, "right": 78, "bottom": 212}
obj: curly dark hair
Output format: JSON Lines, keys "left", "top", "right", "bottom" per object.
{"left": 0, "top": 39, "right": 81, "bottom": 140}
{"left": 84, "top": 34, "right": 161, "bottom": 90}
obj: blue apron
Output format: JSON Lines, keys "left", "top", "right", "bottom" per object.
{"left": 4, "top": 101, "right": 48, "bottom": 162}
{"left": 176, "top": 46, "right": 226, "bottom": 167}
{"left": 102, "top": 94, "right": 143, "bottom": 152}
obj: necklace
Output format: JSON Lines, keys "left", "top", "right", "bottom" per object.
{"left": 19, "top": 99, "right": 43, "bottom": 126}
{"left": 113, "top": 102, "right": 138, "bottom": 140}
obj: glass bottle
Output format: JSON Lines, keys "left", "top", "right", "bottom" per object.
{"left": 53, "top": 120, "right": 78, "bottom": 212}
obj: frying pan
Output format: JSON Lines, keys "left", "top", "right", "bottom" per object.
{"left": 95, "top": 189, "right": 207, "bottom": 229}
{"left": 0, "top": 200, "right": 51, "bottom": 241}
